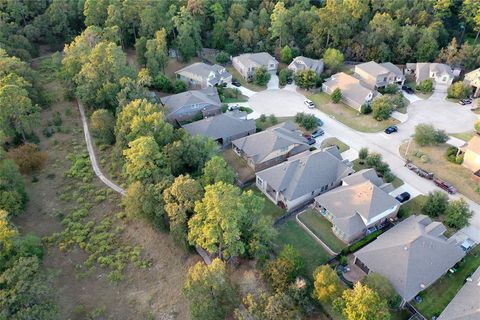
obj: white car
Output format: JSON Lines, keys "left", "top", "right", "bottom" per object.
{"left": 304, "top": 99, "right": 315, "bottom": 109}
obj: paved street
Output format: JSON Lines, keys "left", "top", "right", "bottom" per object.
{"left": 232, "top": 81, "right": 480, "bottom": 242}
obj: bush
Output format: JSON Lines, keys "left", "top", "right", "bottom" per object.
{"left": 445, "top": 146, "right": 459, "bottom": 163}
{"left": 295, "top": 113, "right": 317, "bottom": 131}
{"left": 53, "top": 112, "right": 62, "bottom": 126}
{"left": 279, "top": 69, "right": 292, "bottom": 86}
{"left": 90, "top": 109, "right": 115, "bottom": 145}
{"left": 252, "top": 67, "right": 271, "bottom": 86}
{"left": 153, "top": 74, "right": 173, "bottom": 92}
{"left": 371, "top": 96, "right": 394, "bottom": 120}
{"left": 323, "top": 48, "right": 344, "bottom": 72}
{"left": 475, "top": 120, "right": 480, "bottom": 134}
{"left": 358, "top": 147, "right": 369, "bottom": 160}
{"left": 7, "top": 144, "right": 47, "bottom": 174}
{"left": 341, "top": 229, "right": 384, "bottom": 255}
{"left": 360, "top": 103, "right": 372, "bottom": 114}
{"left": 173, "top": 80, "right": 188, "bottom": 93}
{"left": 259, "top": 114, "right": 267, "bottom": 122}
{"left": 294, "top": 69, "right": 318, "bottom": 89}
{"left": 444, "top": 198, "right": 473, "bottom": 229}
{"left": 215, "top": 51, "right": 229, "bottom": 64}
{"left": 269, "top": 114, "right": 278, "bottom": 125}
{"left": 416, "top": 79, "right": 433, "bottom": 93}
{"left": 414, "top": 124, "right": 448, "bottom": 146}
{"left": 331, "top": 88, "right": 342, "bottom": 103}
{"left": 384, "top": 84, "right": 399, "bottom": 94}
{"left": 280, "top": 45, "right": 293, "bottom": 63}
{"left": 420, "top": 154, "right": 430, "bottom": 163}
{"left": 447, "top": 82, "right": 472, "bottom": 99}
{"left": 422, "top": 191, "right": 448, "bottom": 218}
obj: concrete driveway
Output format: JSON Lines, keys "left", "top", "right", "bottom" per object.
{"left": 267, "top": 72, "right": 279, "bottom": 90}
{"left": 249, "top": 89, "right": 309, "bottom": 116}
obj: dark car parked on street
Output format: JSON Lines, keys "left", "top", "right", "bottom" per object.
{"left": 306, "top": 137, "right": 316, "bottom": 145}
{"left": 459, "top": 98, "right": 472, "bottom": 105}
{"left": 311, "top": 128, "right": 324, "bottom": 138}
{"left": 434, "top": 178, "right": 457, "bottom": 194}
{"left": 231, "top": 79, "right": 241, "bottom": 87}
{"left": 402, "top": 85, "right": 414, "bottom": 94}
{"left": 384, "top": 126, "right": 398, "bottom": 134}
{"left": 395, "top": 192, "right": 411, "bottom": 203}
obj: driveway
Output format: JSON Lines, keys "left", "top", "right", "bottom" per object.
{"left": 227, "top": 83, "right": 256, "bottom": 98}
{"left": 267, "top": 72, "right": 279, "bottom": 90}
{"left": 249, "top": 89, "right": 308, "bottom": 116}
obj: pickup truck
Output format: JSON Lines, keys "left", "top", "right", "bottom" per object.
{"left": 406, "top": 162, "right": 434, "bottom": 180}
{"left": 433, "top": 178, "right": 457, "bottom": 194}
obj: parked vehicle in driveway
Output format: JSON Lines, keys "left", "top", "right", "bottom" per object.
{"left": 311, "top": 128, "right": 324, "bottom": 138}
{"left": 286, "top": 78, "right": 293, "bottom": 84}
{"left": 315, "top": 117, "right": 324, "bottom": 126}
{"left": 402, "top": 85, "right": 414, "bottom": 94}
{"left": 231, "top": 79, "right": 241, "bottom": 87}
{"left": 384, "top": 126, "right": 398, "bottom": 134}
{"left": 459, "top": 98, "right": 472, "bottom": 105}
{"left": 304, "top": 99, "right": 315, "bottom": 109}
{"left": 433, "top": 178, "right": 457, "bottom": 194}
{"left": 395, "top": 192, "right": 411, "bottom": 203}
{"left": 306, "top": 137, "right": 316, "bottom": 145}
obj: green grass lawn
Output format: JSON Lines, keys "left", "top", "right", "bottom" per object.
{"left": 298, "top": 209, "right": 347, "bottom": 253}
{"left": 255, "top": 116, "right": 294, "bottom": 131}
{"left": 450, "top": 130, "right": 475, "bottom": 142}
{"left": 397, "top": 195, "right": 427, "bottom": 219}
{"left": 273, "top": 220, "right": 332, "bottom": 277}
{"left": 352, "top": 159, "right": 404, "bottom": 188}
{"left": 308, "top": 93, "right": 399, "bottom": 133}
{"left": 245, "top": 186, "right": 286, "bottom": 220}
{"left": 227, "top": 67, "right": 266, "bottom": 92}
{"left": 320, "top": 137, "right": 350, "bottom": 153}
{"left": 413, "top": 246, "right": 480, "bottom": 319}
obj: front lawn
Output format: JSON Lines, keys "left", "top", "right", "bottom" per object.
{"left": 226, "top": 67, "right": 266, "bottom": 92}
{"left": 450, "top": 130, "right": 475, "bottom": 142}
{"left": 245, "top": 185, "right": 286, "bottom": 220}
{"left": 397, "top": 195, "right": 428, "bottom": 219}
{"left": 413, "top": 246, "right": 480, "bottom": 319}
{"left": 320, "top": 137, "right": 350, "bottom": 153}
{"left": 298, "top": 209, "right": 347, "bottom": 253}
{"left": 399, "top": 141, "right": 480, "bottom": 204}
{"left": 255, "top": 116, "right": 294, "bottom": 131}
{"left": 308, "top": 93, "right": 399, "bottom": 133}
{"left": 352, "top": 159, "right": 404, "bottom": 188}
{"left": 273, "top": 220, "right": 332, "bottom": 277}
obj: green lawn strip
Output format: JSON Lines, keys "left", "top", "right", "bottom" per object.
{"left": 352, "top": 159, "right": 404, "bottom": 188}
{"left": 244, "top": 186, "right": 286, "bottom": 220}
{"left": 413, "top": 246, "right": 480, "bottom": 319}
{"left": 255, "top": 116, "right": 294, "bottom": 131}
{"left": 273, "top": 220, "right": 332, "bottom": 277}
{"left": 320, "top": 137, "right": 350, "bottom": 153}
{"left": 308, "top": 93, "right": 399, "bottom": 133}
{"left": 450, "top": 130, "right": 475, "bottom": 142}
{"left": 397, "top": 195, "right": 428, "bottom": 219}
{"left": 222, "top": 97, "right": 248, "bottom": 103}
{"left": 298, "top": 209, "right": 347, "bottom": 253}
{"left": 226, "top": 67, "right": 266, "bottom": 92}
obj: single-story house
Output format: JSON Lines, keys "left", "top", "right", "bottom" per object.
{"left": 438, "top": 266, "right": 480, "bottom": 320}
{"left": 160, "top": 87, "right": 222, "bottom": 123}
{"left": 288, "top": 56, "right": 324, "bottom": 76}
{"left": 314, "top": 169, "right": 399, "bottom": 243}
{"left": 464, "top": 68, "right": 480, "bottom": 98}
{"left": 322, "top": 72, "right": 375, "bottom": 111}
{"left": 256, "top": 147, "right": 354, "bottom": 211}
{"left": 232, "top": 52, "right": 278, "bottom": 80}
{"left": 175, "top": 62, "right": 232, "bottom": 89}
{"left": 405, "top": 63, "right": 455, "bottom": 85}
{"left": 354, "top": 61, "right": 405, "bottom": 89}
{"left": 460, "top": 134, "right": 480, "bottom": 176}
{"left": 354, "top": 215, "right": 466, "bottom": 305}
{"left": 181, "top": 111, "right": 256, "bottom": 147}
{"left": 232, "top": 121, "right": 309, "bottom": 172}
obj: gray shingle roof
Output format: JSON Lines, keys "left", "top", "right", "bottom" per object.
{"left": 356, "top": 61, "right": 390, "bottom": 77}
{"left": 380, "top": 62, "right": 403, "bottom": 77}
{"left": 232, "top": 121, "right": 307, "bottom": 164}
{"left": 234, "top": 52, "right": 278, "bottom": 68}
{"left": 256, "top": 148, "right": 354, "bottom": 201}
{"left": 160, "top": 87, "right": 221, "bottom": 115}
{"left": 323, "top": 72, "right": 373, "bottom": 107}
{"left": 355, "top": 215, "right": 466, "bottom": 302}
{"left": 175, "top": 62, "right": 231, "bottom": 85}
{"left": 181, "top": 113, "right": 255, "bottom": 141}
{"left": 438, "top": 266, "right": 480, "bottom": 320}
{"left": 288, "top": 56, "right": 324, "bottom": 73}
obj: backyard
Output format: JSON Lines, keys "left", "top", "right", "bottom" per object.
{"left": 352, "top": 159, "right": 404, "bottom": 188}
{"left": 400, "top": 141, "right": 480, "bottom": 204}
{"left": 245, "top": 185, "right": 286, "bottom": 221}
{"left": 222, "top": 149, "right": 255, "bottom": 185}
{"left": 413, "top": 246, "right": 480, "bottom": 319}
{"left": 298, "top": 209, "right": 347, "bottom": 254}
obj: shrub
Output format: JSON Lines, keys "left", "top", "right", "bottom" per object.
{"left": 339, "top": 255, "right": 348, "bottom": 266}
{"left": 331, "top": 88, "right": 342, "bottom": 103}
{"left": 279, "top": 69, "right": 292, "bottom": 86}
{"left": 215, "top": 51, "right": 229, "bottom": 64}
{"left": 444, "top": 198, "right": 473, "bottom": 229}
{"left": 416, "top": 79, "right": 433, "bottom": 93}
{"left": 384, "top": 84, "right": 398, "bottom": 94}
{"left": 259, "top": 114, "right": 267, "bottom": 122}
{"left": 323, "top": 48, "right": 344, "bottom": 72}
{"left": 371, "top": 96, "right": 394, "bottom": 120}
{"left": 269, "top": 114, "right": 278, "bottom": 125}
{"left": 445, "top": 146, "right": 459, "bottom": 163}
{"left": 294, "top": 69, "right": 318, "bottom": 89}
{"left": 414, "top": 124, "right": 448, "bottom": 146}
{"left": 153, "top": 74, "right": 173, "bottom": 92}
{"left": 280, "top": 45, "right": 293, "bottom": 63}
{"left": 341, "top": 229, "right": 384, "bottom": 255}
{"left": 447, "top": 82, "right": 472, "bottom": 99}
{"left": 358, "top": 147, "right": 369, "bottom": 160}
{"left": 420, "top": 154, "right": 430, "bottom": 163}
{"left": 90, "top": 109, "right": 115, "bottom": 145}
{"left": 422, "top": 191, "right": 449, "bottom": 218}
{"left": 295, "top": 113, "right": 317, "bottom": 131}
{"left": 173, "top": 80, "right": 187, "bottom": 93}
{"left": 53, "top": 112, "right": 62, "bottom": 126}
{"left": 475, "top": 120, "right": 480, "bottom": 134}
{"left": 252, "top": 67, "right": 271, "bottom": 86}
{"left": 7, "top": 144, "right": 47, "bottom": 174}
{"left": 360, "top": 103, "right": 372, "bottom": 114}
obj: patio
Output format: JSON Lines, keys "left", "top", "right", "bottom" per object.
{"left": 342, "top": 254, "right": 367, "bottom": 284}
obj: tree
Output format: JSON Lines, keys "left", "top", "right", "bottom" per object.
{"left": 323, "top": 48, "right": 344, "bottom": 72}
{"left": 334, "top": 282, "right": 390, "bottom": 320}
{"left": 270, "top": 1, "right": 290, "bottom": 47}
{"left": 313, "top": 265, "right": 342, "bottom": 303}
{"left": 475, "top": 120, "right": 480, "bottom": 134}
{"left": 234, "top": 292, "right": 301, "bottom": 320}
{"left": 295, "top": 113, "right": 317, "bottom": 131}
{"left": 153, "top": 74, "right": 173, "bottom": 92}
{"left": 90, "top": 109, "right": 115, "bottom": 145}
{"left": 280, "top": 45, "right": 293, "bottom": 64}
{"left": 116, "top": 72, "right": 152, "bottom": 108}
{"left": 201, "top": 156, "right": 235, "bottom": 186}
{"left": 0, "top": 210, "right": 17, "bottom": 252}
{"left": 384, "top": 84, "right": 398, "bottom": 94}
{"left": 123, "top": 136, "right": 169, "bottom": 184}
{"left": 359, "top": 147, "right": 369, "bottom": 160}
{"left": 6, "top": 144, "right": 47, "bottom": 174}
{"left": 0, "top": 158, "right": 27, "bottom": 216}
{"left": 447, "top": 82, "right": 472, "bottom": 99}
{"left": 362, "top": 273, "right": 401, "bottom": 308}
{"left": 416, "top": 79, "right": 434, "bottom": 93}
{"left": 163, "top": 175, "right": 203, "bottom": 248}
{"left": 371, "top": 96, "right": 394, "bottom": 120}
{"left": 279, "top": 69, "right": 292, "bottom": 86}
{"left": 145, "top": 28, "right": 168, "bottom": 75}
{"left": 183, "top": 259, "right": 237, "bottom": 320}
{"left": 173, "top": 6, "right": 202, "bottom": 62}
{"left": 331, "top": 88, "right": 342, "bottom": 103}
{"left": 264, "top": 245, "right": 304, "bottom": 293}
{"left": 215, "top": 51, "right": 229, "bottom": 64}
{"left": 444, "top": 198, "right": 473, "bottom": 229}
{"left": 252, "top": 67, "right": 271, "bottom": 86}
{"left": 294, "top": 70, "right": 317, "bottom": 90}
{"left": 135, "top": 36, "right": 147, "bottom": 66}
{"left": 173, "top": 79, "right": 188, "bottom": 93}
{"left": 422, "top": 191, "right": 449, "bottom": 218}
{"left": 414, "top": 124, "right": 448, "bottom": 146}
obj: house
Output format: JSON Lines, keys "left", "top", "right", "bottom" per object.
{"left": 460, "top": 135, "right": 480, "bottom": 176}
{"left": 322, "top": 72, "right": 375, "bottom": 111}
{"left": 160, "top": 87, "right": 222, "bottom": 123}
{"left": 175, "top": 62, "right": 232, "bottom": 89}
{"left": 256, "top": 147, "right": 354, "bottom": 211}
{"left": 354, "top": 61, "right": 405, "bottom": 89}
{"left": 232, "top": 52, "right": 279, "bottom": 80}
{"left": 314, "top": 169, "right": 399, "bottom": 243}
{"left": 231, "top": 121, "right": 309, "bottom": 171}
{"left": 288, "top": 56, "right": 324, "bottom": 76}
{"left": 354, "top": 215, "right": 466, "bottom": 305}
{"left": 405, "top": 63, "right": 455, "bottom": 85}
{"left": 181, "top": 112, "right": 256, "bottom": 148}
{"left": 438, "top": 266, "right": 480, "bottom": 320}
{"left": 464, "top": 68, "right": 480, "bottom": 98}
